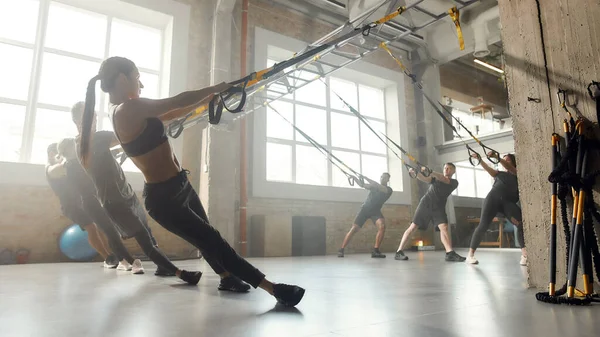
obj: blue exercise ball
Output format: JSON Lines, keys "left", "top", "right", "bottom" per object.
{"left": 59, "top": 224, "right": 98, "bottom": 262}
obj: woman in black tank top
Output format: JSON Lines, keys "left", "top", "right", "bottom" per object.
{"left": 77, "top": 56, "right": 304, "bottom": 307}
{"left": 467, "top": 153, "right": 526, "bottom": 266}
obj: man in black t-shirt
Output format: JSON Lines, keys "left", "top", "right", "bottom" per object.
{"left": 395, "top": 163, "right": 465, "bottom": 262}
{"left": 338, "top": 172, "right": 393, "bottom": 258}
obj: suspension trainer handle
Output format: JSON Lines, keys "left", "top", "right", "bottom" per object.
{"left": 405, "top": 163, "right": 418, "bottom": 179}
{"left": 419, "top": 164, "right": 432, "bottom": 177}
{"left": 468, "top": 146, "right": 481, "bottom": 166}
{"left": 483, "top": 145, "right": 501, "bottom": 164}
{"left": 167, "top": 112, "right": 192, "bottom": 138}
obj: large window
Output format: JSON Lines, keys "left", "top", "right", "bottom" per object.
{"left": 265, "top": 59, "right": 389, "bottom": 187}
{"left": 444, "top": 106, "right": 512, "bottom": 143}
{"left": 453, "top": 160, "right": 494, "bottom": 198}
{"left": 0, "top": 0, "right": 166, "bottom": 170}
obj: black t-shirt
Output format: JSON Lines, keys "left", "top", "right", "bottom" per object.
{"left": 45, "top": 166, "right": 80, "bottom": 212}
{"left": 421, "top": 178, "right": 459, "bottom": 210}
{"left": 490, "top": 171, "right": 519, "bottom": 202}
{"left": 361, "top": 185, "right": 393, "bottom": 212}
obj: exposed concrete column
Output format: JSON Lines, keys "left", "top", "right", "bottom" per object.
{"left": 203, "top": 0, "right": 240, "bottom": 246}
{"left": 497, "top": 0, "right": 600, "bottom": 288}
{"left": 181, "top": 0, "right": 215, "bottom": 192}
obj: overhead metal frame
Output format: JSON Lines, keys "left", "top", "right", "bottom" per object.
{"left": 175, "top": 0, "right": 479, "bottom": 131}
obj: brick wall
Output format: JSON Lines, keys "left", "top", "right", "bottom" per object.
{"left": 0, "top": 185, "right": 197, "bottom": 264}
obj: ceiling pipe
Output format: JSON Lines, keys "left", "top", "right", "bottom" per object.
{"left": 471, "top": 5, "right": 499, "bottom": 58}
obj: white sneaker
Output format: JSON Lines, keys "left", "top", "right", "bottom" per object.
{"left": 466, "top": 255, "right": 479, "bottom": 264}
{"left": 117, "top": 260, "right": 132, "bottom": 271}
{"left": 131, "top": 259, "right": 144, "bottom": 275}
{"left": 520, "top": 255, "right": 527, "bottom": 266}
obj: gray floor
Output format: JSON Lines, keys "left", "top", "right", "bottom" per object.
{"left": 1, "top": 248, "right": 599, "bottom": 337}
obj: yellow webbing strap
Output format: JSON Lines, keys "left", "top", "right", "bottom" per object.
{"left": 379, "top": 42, "right": 407, "bottom": 72}
{"left": 375, "top": 6, "right": 406, "bottom": 25}
{"left": 448, "top": 7, "right": 464, "bottom": 51}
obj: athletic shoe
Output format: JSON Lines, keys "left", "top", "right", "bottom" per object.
{"left": 445, "top": 251, "right": 466, "bottom": 262}
{"left": 273, "top": 283, "right": 305, "bottom": 307}
{"left": 466, "top": 255, "right": 479, "bottom": 264}
{"left": 155, "top": 266, "right": 176, "bottom": 277}
{"left": 337, "top": 248, "right": 344, "bottom": 258}
{"left": 395, "top": 250, "right": 408, "bottom": 260}
{"left": 131, "top": 259, "right": 144, "bottom": 274}
{"left": 218, "top": 275, "right": 251, "bottom": 293}
{"left": 371, "top": 248, "right": 386, "bottom": 258}
{"left": 520, "top": 255, "right": 527, "bottom": 266}
{"left": 180, "top": 270, "right": 202, "bottom": 285}
{"left": 116, "top": 260, "right": 132, "bottom": 271}
{"left": 104, "top": 254, "right": 119, "bottom": 268}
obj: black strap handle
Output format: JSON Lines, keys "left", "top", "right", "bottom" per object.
{"left": 587, "top": 81, "right": 600, "bottom": 123}
{"left": 468, "top": 146, "right": 481, "bottom": 166}
{"left": 482, "top": 145, "right": 501, "bottom": 164}
{"left": 405, "top": 164, "right": 418, "bottom": 179}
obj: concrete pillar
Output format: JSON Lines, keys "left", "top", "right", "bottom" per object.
{"left": 203, "top": 0, "right": 240, "bottom": 246}
{"left": 497, "top": 0, "right": 600, "bottom": 288}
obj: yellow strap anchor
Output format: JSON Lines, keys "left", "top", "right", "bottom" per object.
{"left": 448, "top": 7, "right": 464, "bottom": 51}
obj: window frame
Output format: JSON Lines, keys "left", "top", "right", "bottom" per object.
{"left": 264, "top": 72, "right": 388, "bottom": 187}
{"left": 0, "top": 0, "right": 165, "bottom": 165}
{"left": 252, "top": 27, "right": 411, "bottom": 205}
{"left": 0, "top": 0, "right": 191, "bottom": 188}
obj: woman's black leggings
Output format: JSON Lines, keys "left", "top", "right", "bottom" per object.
{"left": 470, "top": 192, "right": 525, "bottom": 250}
{"left": 104, "top": 197, "right": 179, "bottom": 273}
{"left": 144, "top": 171, "right": 266, "bottom": 288}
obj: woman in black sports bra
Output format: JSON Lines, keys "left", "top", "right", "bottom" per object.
{"left": 79, "top": 57, "right": 304, "bottom": 307}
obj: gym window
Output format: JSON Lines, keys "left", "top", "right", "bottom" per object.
{"left": 0, "top": 0, "right": 168, "bottom": 171}
{"left": 264, "top": 59, "right": 389, "bottom": 188}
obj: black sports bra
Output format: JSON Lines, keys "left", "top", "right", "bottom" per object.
{"left": 114, "top": 117, "right": 168, "bottom": 157}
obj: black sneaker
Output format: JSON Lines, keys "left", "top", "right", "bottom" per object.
{"left": 371, "top": 248, "right": 386, "bottom": 258}
{"left": 155, "top": 266, "right": 176, "bottom": 277}
{"left": 218, "top": 275, "right": 251, "bottom": 293}
{"left": 103, "top": 255, "right": 119, "bottom": 268}
{"left": 395, "top": 250, "right": 408, "bottom": 260}
{"left": 273, "top": 283, "right": 305, "bottom": 307}
{"left": 180, "top": 270, "right": 202, "bottom": 285}
{"left": 445, "top": 251, "right": 466, "bottom": 262}
{"left": 337, "top": 248, "right": 344, "bottom": 258}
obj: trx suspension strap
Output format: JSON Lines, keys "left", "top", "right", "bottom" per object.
{"left": 447, "top": 7, "right": 464, "bottom": 51}
{"left": 164, "top": 3, "right": 421, "bottom": 138}
{"left": 380, "top": 42, "right": 499, "bottom": 166}
{"left": 318, "top": 78, "right": 430, "bottom": 179}
{"left": 538, "top": 95, "right": 600, "bottom": 304}
{"left": 266, "top": 102, "right": 365, "bottom": 186}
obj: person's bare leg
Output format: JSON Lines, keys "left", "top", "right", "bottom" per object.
{"left": 437, "top": 223, "right": 453, "bottom": 253}
{"left": 374, "top": 219, "right": 386, "bottom": 249}
{"left": 397, "top": 223, "right": 417, "bottom": 252}
{"left": 341, "top": 224, "right": 360, "bottom": 249}
{"left": 84, "top": 224, "right": 111, "bottom": 259}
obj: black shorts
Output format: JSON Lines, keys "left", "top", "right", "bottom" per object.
{"left": 353, "top": 208, "right": 384, "bottom": 227}
{"left": 63, "top": 206, "right": 92, "bottom": 230}
{"left": 412, "top": 201, "right": 448, "bottom": 230}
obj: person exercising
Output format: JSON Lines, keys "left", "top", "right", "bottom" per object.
{"left": 395, "top": 163, "right": 465, "bottom": 262}
{"left": 466, "top": 153, "right": 525, "bottom": 265}
{"left": 64, "top": 104, "right": 200, "bottom": 283}
{"left": 338, "top": 173, "right": 392, "bottom": 258}
{"left": 78, "top": 56, "right": 304, "bottom": 306}
{"left": 46, "top": 143, "right": 118, "bottom": 268}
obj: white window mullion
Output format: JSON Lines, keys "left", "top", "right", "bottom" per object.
{"left": 97, "top": 15, "right": 112, "bottom": 131}
{"left": 325, "top": 77, "right": 332, "bottom": 186}
{"left": 21, "top": 0, "right": 50, "bottom": 163}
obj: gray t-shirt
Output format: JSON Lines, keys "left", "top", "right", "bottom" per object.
{"left": 84, "top": 131, "right": 134, "bottom": 205}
